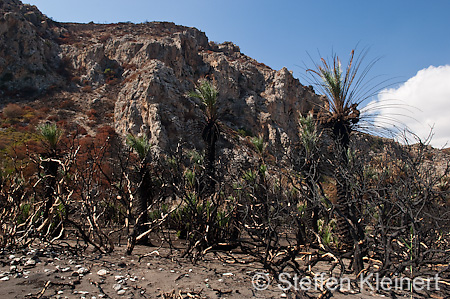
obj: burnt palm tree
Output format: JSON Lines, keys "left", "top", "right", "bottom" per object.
{"left": 37, "top": 123, "right": 62, "bottom": 221}
{"left": 306, "top": 49, "right": 379, "bottom": 273}
{"left": 126, "top": 134, "right": 152, "bottom": 253}
{"left": 188, "top": 80, "right": 220, "bottom": 195}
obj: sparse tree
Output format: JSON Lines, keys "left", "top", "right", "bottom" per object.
{"left": 126, "top": 134, "right": 152, "bottom": 253}
{"left": 37, "top": 123, "right": 62, "bottom": 222}
{"left": 188, "top": 80, "right": 220, "bottom": 195}
{"left": 306, "top": 49, "right": 376, "bottom": 273}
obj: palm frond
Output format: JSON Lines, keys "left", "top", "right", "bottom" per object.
{"left": 188, "top": 80, "right": 218, "bottom": 122}
{"left": 126, "top": 134, "right": 151, "bottom": 160}
{"left": 37, "top": 123, "right": 62, "bottom": 150}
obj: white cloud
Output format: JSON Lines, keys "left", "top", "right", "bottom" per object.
{"left": 368, "top": 65, "right": 450, "bottom": 148}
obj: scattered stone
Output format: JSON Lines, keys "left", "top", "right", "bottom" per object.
{"left": 113, "top": 284, "right": 122, "bottom": 291}
{"left": 222, "top": 272, "right": 234, "bottom": 277}
{"left": 8, "top": 255, "right": 15, "bottom": 260}
{"left": 97, "top": 269, "right": 108, "bottom": 276}
{"left": 10, "top": 265, "right": 17, "bottom": 272}
{"left": 77, "top": 267, "right": 89, "bottom": 275}
{"left": 61, "top": 267, "right": 71, "bottom": 272}
{"left": 115, "top": 275, "right": 125, "bottom": 281}
{"left": 117, "top": 289, "right": 126, "bottom": 295}
{"left": 24, "top": 258, "right": 37, "bottom": 267}
{"left": 0, "top": 276, "right": 10, "bottom": 281}
{"left": 57, "top": 290, "right": 64, "bottom": 295}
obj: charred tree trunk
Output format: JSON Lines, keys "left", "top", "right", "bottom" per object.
{"left": 202, "top": 121, "right": 218, "bottom": 195}
{"left": 42, "top": 156, "right": 59, "bottom": 220}
{"left": 126, "top": 164, "right": 152, "bottom": 255}
{"left": 135, "top": 168, "right": 151, "bottom": 244}
{"left": 333, "top": 124, "right": 364, "bottom": 274}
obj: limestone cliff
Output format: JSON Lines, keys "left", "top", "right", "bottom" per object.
{"left": 0, "top": 0, "right": 323, "bottom": 160}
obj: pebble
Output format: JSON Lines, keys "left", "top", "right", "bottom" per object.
{"left": 115, "top": 275, "right": 124, "bottom": 281}
{"left": 24, "top": 258, "right": 36, "bottom": 267}
{"left": 117, "top": 289, "right": 126, "bottom": 295}
{"left": 0, "top": 276, "right": 10, "bottom": 281}
{"left": 223, "top": 272, "right": 233, "bottom": 277}
{"left": 97, "top": 269, "right": 108, "bottom": 276}
{"left": 8, "top": 255, "right": 15, "bottom": 260}
{"left": 77, "top": 267, "right": 89, "bottom": 275}
{"left": 113, "top": 284, "right": 122, "bottom": 291}
{"left": 61, "top": 267, "right": 71, "bottom": 272}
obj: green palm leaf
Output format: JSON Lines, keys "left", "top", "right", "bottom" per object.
{"left": 126, "top": 134, "right": 151, "bottom": 160}
{"left": 37, "top": 123, "right": 62, "bottom": 150}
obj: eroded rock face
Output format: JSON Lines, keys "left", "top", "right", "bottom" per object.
{"left": 0, "top": 0, "right": 63, "bottom": 96}
{"left": 112, "top": 35, "right": 323, "bottom": 157}
{"left": 2, "top": 0, "right": 324, "bottom": 161}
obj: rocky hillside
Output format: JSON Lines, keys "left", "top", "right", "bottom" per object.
{"left": 0, "top": 0, "right": 323, "bottom": 160}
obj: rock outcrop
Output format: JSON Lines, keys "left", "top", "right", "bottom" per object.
{"left": 0, "top": 0, "right": 64, "bottom": 95}
{"left": 1, "top": 0, "right": 324, "bottom": 160}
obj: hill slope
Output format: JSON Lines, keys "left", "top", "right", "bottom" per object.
{"left": 0, "top": 0, "right": 323, "bottom": 159}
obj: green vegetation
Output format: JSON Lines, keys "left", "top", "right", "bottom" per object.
{"left": 126, "top": 134, "right": 151, "bottom": 160}
{"left": 37, "top": 123, "right": 63, "bottom": 150}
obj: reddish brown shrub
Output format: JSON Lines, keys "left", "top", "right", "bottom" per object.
{"left": 3, "top": 103, "right": 24, "bottom": 119}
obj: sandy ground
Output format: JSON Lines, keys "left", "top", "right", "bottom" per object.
{"left": 0, "top": 241, "right": 437, "bottom": 299}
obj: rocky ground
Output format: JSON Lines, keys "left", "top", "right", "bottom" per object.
{"left": 0, "top": 240, "right": 423, "bottom": 299}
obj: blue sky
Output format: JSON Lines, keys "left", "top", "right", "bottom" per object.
{"left": 23, "top": 0, "right": 450, "bottom": 147}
